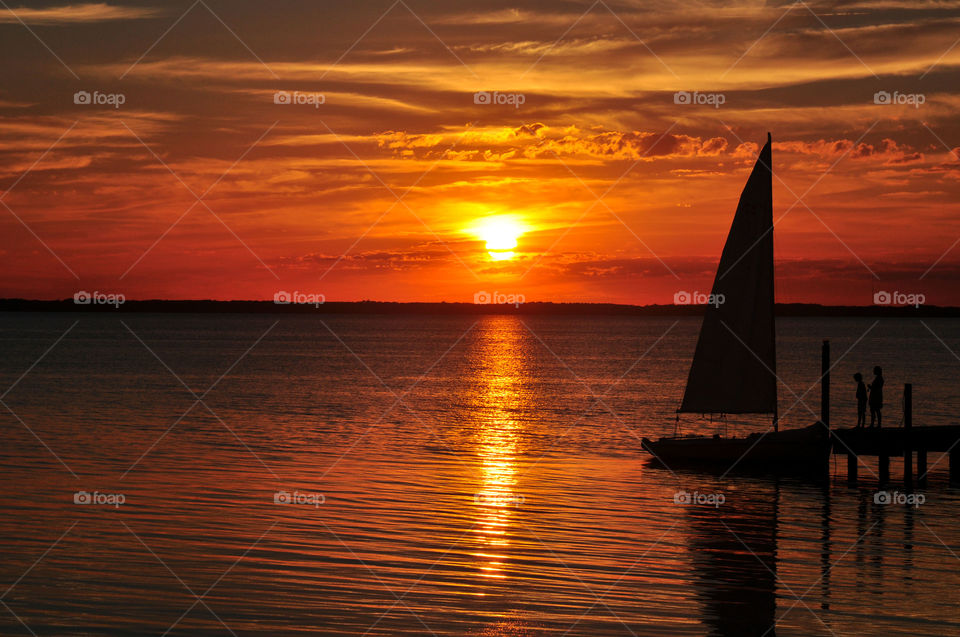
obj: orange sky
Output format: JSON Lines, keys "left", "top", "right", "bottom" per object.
{"left": 1, "top": 1, "right": 959, "bottom": 304}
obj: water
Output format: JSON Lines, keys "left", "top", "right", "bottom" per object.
{"left": 1, "top": 313, "right": 959, "bottom": 636}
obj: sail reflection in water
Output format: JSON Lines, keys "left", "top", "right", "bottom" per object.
{"left": 688, "top": 484, "right": 779, "bottom": 636}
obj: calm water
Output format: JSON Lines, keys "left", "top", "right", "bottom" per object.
{"left": 1, "top": 313, "right": 960, "bottom": 636}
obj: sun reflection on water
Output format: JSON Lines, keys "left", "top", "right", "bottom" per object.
{"left": 471, "top": 316, "right": 529, "bottom": 582}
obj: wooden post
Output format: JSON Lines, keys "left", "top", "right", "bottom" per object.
{"left": 879, "top": 454, "right": 890, "bottom": 484}
{"left": 821, "top": 340, "right": 830, "bottom": 428}
{"left": 904, "top": 384, "right": 912, "bottom": 489}
{"left": 847, "top": 453, "right": 858, "bottom": 484}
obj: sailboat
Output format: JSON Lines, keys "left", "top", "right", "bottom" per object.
{"left": 641, "top": 133, "right": 831, "bottom": 473}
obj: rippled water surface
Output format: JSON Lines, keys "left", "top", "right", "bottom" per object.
{"left": 1, "top": 313, "right": 960, "bottom": 636}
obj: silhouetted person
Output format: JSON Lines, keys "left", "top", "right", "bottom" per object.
{"left": 868, "top": 366, "right": 884, "bottom": 428}
{"left": 854, "top": 373, "right": 867, "bottom": 428}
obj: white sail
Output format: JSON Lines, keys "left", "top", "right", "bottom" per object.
{"left": 679, "top": 133, "right": 776, "bottom": 414}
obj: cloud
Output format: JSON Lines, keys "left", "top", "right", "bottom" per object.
{"left": 776, "top": 138, "right": 924, "bottom": 165}
{"left": 374, "top": 125, "right": 739, "bottom": 163}
{"left": 275, "top": 244, "right": 458, "bottom": 272}
{"left": 372, "top": 125, "right": 934, "bottom": 170}
{"left": 0, "top": 3, "right": 164, "bottom": 24}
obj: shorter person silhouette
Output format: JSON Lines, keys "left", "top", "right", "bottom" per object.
{"left": 854, "top": 373, "right": 867, "bottom": 428}
{"left": 868, "top": 366, "right": 884, "bottom": 428}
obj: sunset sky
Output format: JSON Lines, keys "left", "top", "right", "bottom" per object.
{"left": 1, "top": 0, "right": 959, "bottom": 304}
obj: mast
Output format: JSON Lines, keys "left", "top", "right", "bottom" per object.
{"left": 768, "top": 132, "right": 778, "bottom": 432}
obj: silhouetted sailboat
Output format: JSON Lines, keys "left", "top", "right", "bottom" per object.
{"left": 642, "top": 133, "right": 831, "bottom": 473}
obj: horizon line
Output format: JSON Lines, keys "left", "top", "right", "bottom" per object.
{"left": 2, "top": 298, "right": 958, "bottom": 314}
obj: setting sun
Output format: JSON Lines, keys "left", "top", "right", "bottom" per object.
{"left": 471, "top": 215, "right": 527, "bottom": 261}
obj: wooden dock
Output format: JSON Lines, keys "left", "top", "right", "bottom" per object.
{"left": 812, "top": 342, "right": 959, "bottom": 488}
{"left": 831, "top": 424, "right": 960, "bottom": 485}
{"left": 829, "top": 385, "right": 960, "bottom": 486}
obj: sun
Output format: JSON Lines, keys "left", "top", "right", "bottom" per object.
{"left": 471, "top": 215, "right": 526, "bottom": 261}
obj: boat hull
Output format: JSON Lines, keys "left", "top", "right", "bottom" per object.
{"left": 641, "top": 423, "right": 831, "bottom": 475}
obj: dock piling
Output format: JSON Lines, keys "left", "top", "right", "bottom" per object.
{"left": 821, "top": 340, "right": 830, "bottom": 428}
{"left": 904, "top": 384, "right": 913, "bottom": 489}
{"left": 847, "top": 453, "right": 858, "bottom": 484}
{"left": 879, "top": 454, "right": 890, "bottom": 484}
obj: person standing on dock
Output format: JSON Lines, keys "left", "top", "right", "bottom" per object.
{"left": 854, "top": 373, "right": 867, "bottom": 427}
{"left": 868, "top": 366, "right": 884, "bottom": 427}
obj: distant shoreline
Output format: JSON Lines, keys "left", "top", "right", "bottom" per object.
{"left": 2, "top": 299, "right": 960, "bottom": 317}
